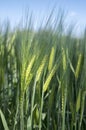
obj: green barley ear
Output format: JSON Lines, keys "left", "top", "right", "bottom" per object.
{"left": 36, "top": 55, "right": 47, "bottom": 82}
{"left": 43, "top": 63, "right": 59, "bottom": 93}
{"left": 10, "top": 32, "right": 16, "bottom": 44}
{"left": 48, "top": 46, "right": 55, "bottom": 71}
{"left": 21, "top": 62, "right": 27, "bottom": 90}
{"left": 20, "top": 55, "right": 35, "bottom": 130}
{"left": 62, "top": 47, "right": 66, "bottom": 71}
{"left": 61, "top": 84, "right": 67, "bottom": 130}
{"left": 8, "top": 32, "right": 16, "bottom": 52}
{"left": 25, "top": 55, "right": 36, "bottom": 84}
{"left": 24, "top": 73, "right": 33, "bottom": 91}
{"left": 75, "top": 53, "right": 82, "bottom": 79}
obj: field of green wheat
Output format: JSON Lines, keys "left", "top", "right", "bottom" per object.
{"left": 0, "top": 13, "right": 86, "bottom": 130}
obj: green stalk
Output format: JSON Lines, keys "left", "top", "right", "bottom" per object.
{"left": 79, "top": 92, "right": 86, "bottom": 130}
{"left": 20, "top": 92, "right": 24, "bottom": 130}
{"left": 39, "top": 91, "right": 44, "bottom": 130}
{"left": 30, "top": 79, "right": 36, "bottom": 130}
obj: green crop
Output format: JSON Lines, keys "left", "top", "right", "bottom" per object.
{"left": 0, "top": 12, "right": 86, "bottom": 130}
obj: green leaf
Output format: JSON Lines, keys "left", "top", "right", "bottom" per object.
{"left": 0, "top": 109, "right": 9, "bottom": 130}
{"left": 42, "top": 113, "right": 46, "bottom": 120}
{"left": 76, "top": 89, "right": 81, "bottom": 113}
{"left": 27, "top": 116, "right": 31, "bottom": 130}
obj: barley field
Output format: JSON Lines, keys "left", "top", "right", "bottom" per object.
{"left": 0, "top": 13, "right": 86, "bottom": 130}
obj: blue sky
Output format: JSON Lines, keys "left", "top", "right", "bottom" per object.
{"left": 0, "top": 0, "right": 86, "bottom": 34}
